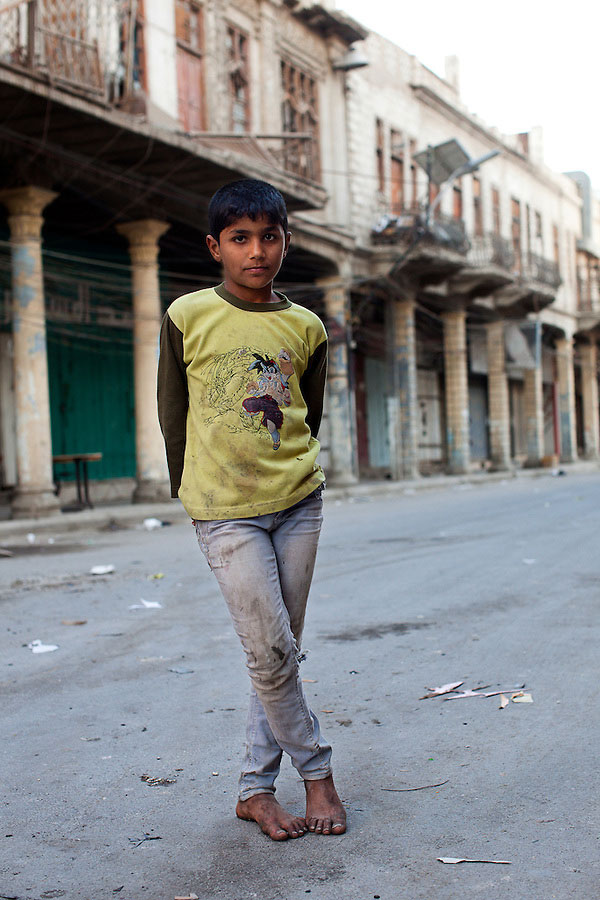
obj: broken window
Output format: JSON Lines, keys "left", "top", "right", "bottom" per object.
{"left": 281, "top": 59, "right": 320, "bottom": 180}
{"left": 226, "top": 24, "right": 249, "bottom": 133}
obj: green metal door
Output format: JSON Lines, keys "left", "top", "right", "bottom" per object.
{"left": 48, "top": 327, "right": 136, "bottom": 480}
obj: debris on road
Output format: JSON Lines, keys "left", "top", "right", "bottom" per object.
{"left": 27, "top": 532, "right": 36, "bottom": 544}
{"left": 61, "top": 619, "right": 87, "bottom": 626}
{"left": 168, "top": 666, "right": 194, "bottom": 675}
{"left": 0, "top": 546, "right": 14, "bottom": 557}
{"left": 148, "top": 572, "right": 165, "bottom": 580}
{"left": 141, "top": 774, "right": 176, "bottom": 786}
{"left": 174, "top": 894, "right": 199, "bottom": 899}
{"left": 90, "top": 564, "right": 115, "bottom": 575}
{"left": 437, "top": 857, "right": 511, "bottom": 865}
{"left": 129, "top": 598, "right": 163, "bottom": 610}
{"left": 128, "top": 833, "right": 162, "bottom": 848}
{"left": 420, "top": 681, "right": 464, "bottom": 699}
{"left": 382, "top": 779, "right": 449, "bottom": 792}
{"left": 522, "top": 558, "right": 536, "bottom": 565}
{"left": 27, "top": 639, "right": 59, "bottom": 653}
{"left": 143, "top": 517, "right": 164, "bottom": 530}
{"left": 421, "top": 681, "right": 531, "bottom": 705}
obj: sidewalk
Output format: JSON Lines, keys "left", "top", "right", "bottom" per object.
{"left": 1, "top": 459, "right": 598, "bottom": 540}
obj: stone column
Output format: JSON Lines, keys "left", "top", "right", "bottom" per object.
{"left": 555, "top": 336, "right": 578, "bottom": 463}
{"left": 442, "top": 305, "right": 470, "bottom": 474}
{"left": 486, "top": 320, "right": 511, "bottom": 470}
{"left": 390, "top": 296, "right": 419, "bottom": 480}
{"left": 320, "top": 277, "right": 357, "bottom": 485}
{"left": 579, "top": 341, "right": 599, "bottom": 459}
{"left": 117, "top": 219, "right": 171, "bottom": 502}
{"left": 523, "top": 365, "right": 544, "bottom": 466}
{"left": 0, "top": 185, "right": 60, "bottom": 518}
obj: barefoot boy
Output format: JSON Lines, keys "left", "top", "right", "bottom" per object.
{"left": 157, "top": 179, "right": 345, "bottom": 840}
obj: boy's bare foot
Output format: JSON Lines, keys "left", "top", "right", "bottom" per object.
{"left": 236, "top": 793, "right": 307, "bottom": 841}
{"left": 304, "top": 775, "right": 346, "bottom": 835}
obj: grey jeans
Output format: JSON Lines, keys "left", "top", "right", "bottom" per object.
{"left": 194, "top": 490, "right": 332, "bottom": 800}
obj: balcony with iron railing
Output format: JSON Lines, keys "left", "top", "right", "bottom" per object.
{"left": 522, "top": 252, "right": 561, "bottom": 289}
{"left": 0, "top": 0, "right": 130, "bottom": 101}
{"left": 371, "top": 206, "right": 469, "bottom": 255}
{"left": 467, "top": 233, "right": 514, "bottom": 271}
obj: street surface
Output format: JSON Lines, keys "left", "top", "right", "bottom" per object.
{"left": 1, "top": 472, "right": 599, "bottom": 900}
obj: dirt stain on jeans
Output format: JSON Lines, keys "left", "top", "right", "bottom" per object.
{"left": 271, "top": 645, "right": 285, "bottom": 660}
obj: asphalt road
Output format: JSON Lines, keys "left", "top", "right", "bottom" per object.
{"left": 1, "top": 472, "right": 599, "bottom": 900}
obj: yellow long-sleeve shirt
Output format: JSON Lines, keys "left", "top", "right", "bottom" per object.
{"left": 157, "top": 284, "right": 327, "bottom": 520}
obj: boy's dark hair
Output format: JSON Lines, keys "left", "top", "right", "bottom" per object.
{"left": 208, "top": 179, "right": 288, "bottom": 241}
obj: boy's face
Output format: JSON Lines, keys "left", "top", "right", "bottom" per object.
{"left": 206, "top": 214, "right": 291, "bottom": 302}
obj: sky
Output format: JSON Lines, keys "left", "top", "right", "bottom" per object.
{"left": 336, "top": 0, "right": 600, "bottom": 189}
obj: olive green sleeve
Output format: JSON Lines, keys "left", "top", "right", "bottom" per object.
{"left": 299, "top": 339, "right": 328, "bottom": 438}
{"left": 157, "top": 311, "right": 188, "bottom": 498}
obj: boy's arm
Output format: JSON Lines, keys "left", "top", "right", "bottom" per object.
{"left": 157, "top": 311, "right": 188, "bottom": 498}
{"left": 299, "top": 339, "right": 328, "bottom": 437}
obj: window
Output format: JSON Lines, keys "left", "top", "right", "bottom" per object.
{"left": 552, "top": 224, "right": 560, "bottom": 272}
{"left": 511, "top": 198, "right": 522, "bottom": 272}
{"left": 472, "top": 176, "right": 483, "bottom": 236}
{"left": 534, "top": 211, "right": 543, "bottom": 253}
{"left": 226, "top": 25, "right": 249, "bottom": 133}
{"left": 429, "top": 182, "right": 440, "bottom": 218}
{"left": 390, "top": 129, "right": 404, "bottom": 213}
{"left": 175, "top": 0, "right": 204, "bottom": 131}
{"left": 409, "top": 139, "right": 418, "bottom": 210}
{"left": 281, "top": 59, "right": 320, "bottom": 180}
{"left": 492, "top": 187, "right": 501, "bottom": 235}
{"left": 375, "top": 119, "right": 385, "bottom": 193}
{"left": 525, "top": 204, "right": 531, "bottom": 260}
{"left": 452, "top": 181, "right": 463, "bottom": 220}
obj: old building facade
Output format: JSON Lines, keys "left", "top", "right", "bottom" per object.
{"left": 0, "top": 0, "right": 363, "bottom": 516}
{"left": 0, "top": 0, "right": 597, "bottom": 518}
{"left": 334, "top": 29, "right": 599, "bottom": 481}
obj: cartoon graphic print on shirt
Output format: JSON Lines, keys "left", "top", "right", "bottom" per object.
{"left": 242, "top": 350, "right": 294, "bottom": 450}
{"left": 201, "top": 347, "right": 296, "bottom": 448}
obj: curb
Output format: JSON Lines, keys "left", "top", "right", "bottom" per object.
{"left": 1, "top": 461, "right": 598, "bottom": 542}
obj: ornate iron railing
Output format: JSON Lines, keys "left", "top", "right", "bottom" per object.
{"left": 523, "top": 252, "right": 561, "bottom": 289}
{"left": 372, "top": 207, "right": 469, "bottom": 255}
{"left": 468, "top": 233, "right": 514, "bottom": 270}
{"left": 0, "top": 0, "right": 131, "bottom": 101}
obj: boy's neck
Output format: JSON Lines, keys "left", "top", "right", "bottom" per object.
{"left": 223, "top": 277, "right": 279, "bottom": 304}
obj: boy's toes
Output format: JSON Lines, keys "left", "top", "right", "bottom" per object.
{"left": 331, "top": 821, "right": 346, "bottom": 835}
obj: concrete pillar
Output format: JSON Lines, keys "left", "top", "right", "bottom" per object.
{"left": 390, "top": 296, "right": 419, "bottom": 479}
{"left": 0, "top": 185, "right": 60, "bottom": 518}
{"left": 442, "top": 305, "right": 470, "bottom": 474}
{"left": 117, "top": 219, "right": 171, "bottom": 502}
{"left": 523, "top": 365, "right": 545, "bottom": 466}
{"left": 320, "top": 277, "right": 357, "bottom": 485}
{"left": 486, "top": 320, "right": 511, "bottom": 470}
{"left": 555, "top": 336, "right": 578, "bottom": 463}
{"left": 580, "top": 341, "right": 599, "bottom": 459}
